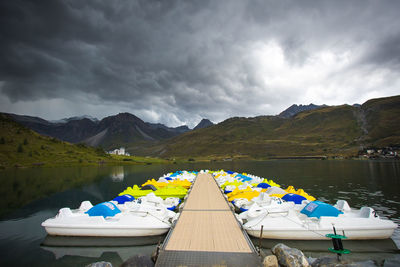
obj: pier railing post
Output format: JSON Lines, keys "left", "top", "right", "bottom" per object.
{"left": 257, "top": 225, "right": 264, "bottom": 254}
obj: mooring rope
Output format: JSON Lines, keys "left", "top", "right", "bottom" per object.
{"left": 127, "top": 209, "right": 172, "bottom": 225}
{"left": 245, "top": 208, "right": 327, "bottom": 239}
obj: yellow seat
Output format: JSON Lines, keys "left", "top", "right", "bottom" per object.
{"left": 221, "top": 180, "right": 243, "bottom": 190}
{"left": 229, "top": 190, "right": 260, "bottom": 202}
{"left": 119, "top": 184, "right": 188, "bottom": 199}
{"left": 284, "top": 186, "right": 316, "bottom": 201}
{"left": 154, "top": 185, "right": 188, "bottom": 199}
{"left": 262, "top": 179, "right": 281, "bottom": 188}
{"left": 168, "top": 179, "right": 192, "bottom": 189}
{"left": 227, "top": 186, "right": 258, "bottom": 201}
{"left": 142, "top": 179, "right": 168, "bottom": 188}
{"left": 119, "top": 185, "right": 156, "bottom": 198}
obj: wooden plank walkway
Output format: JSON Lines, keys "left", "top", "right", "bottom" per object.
{"left": 155, "top": 173, "right": 261, "bottom": 266}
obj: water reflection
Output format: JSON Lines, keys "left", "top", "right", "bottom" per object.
{"left": 0, "top": 164, "right": 168, "bottom": 219}
{"left": 41, "top": 246, "right": 154, "bottom": 263}
{"left": 41, "top": 235, "right": 163, "bottom": 262}
{"left": 0, "top": 160, "right": 398, "bottom": 266}
{"left": 0, "top": 167, "right": 111, "bottom": 218}
{"left": 42, "top": 235, "right": 164, "bottom": 247}
{"left": 110, "top": 166, "right": 124, "bottom": 182}
{"left": 0, "top": 210, "right": 54, "bottom": 266}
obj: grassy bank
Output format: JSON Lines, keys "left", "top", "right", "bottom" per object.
{"left": 137, "top": 105, "right": 361, "bottom": 159}
{"left": 0, "top": 114, "right": 169, "bottom": 170}
{"left": 128, "top": 96, "right": 399, "bottom": 159}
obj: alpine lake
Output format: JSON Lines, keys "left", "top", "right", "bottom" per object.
{"left": 0, "top": 160, "right": 399, "bottom": 266}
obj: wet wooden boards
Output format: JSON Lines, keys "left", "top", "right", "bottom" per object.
{"left": 156, "top": 173, "right": 261, "bottom": 266}
{"left": 165, "top": 173, "right": 251, "bottom": 252}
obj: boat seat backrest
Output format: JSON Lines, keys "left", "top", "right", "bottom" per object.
{"left": 301, "top": 200, "right": 310, "bottom": 205}
{"left": 360, "top": 207, "right": 373, "bottom": 218}
{"left": 58, "top": 208, "right": 73, "bottom": 217}
{"left": 124, "top": 201, "right": 140, "bottom": 211}
{"left": 79, "top": 201, "right": 93, "bottom": 211}
{"left": 336, "top": 200, "right": 351, "bottom": 212}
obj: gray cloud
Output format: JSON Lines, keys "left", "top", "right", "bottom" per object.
{"left": 1, "top": 0, "right": 400, "bottom": 127}
{"left": 361, "top": 33, "right": 400, "bottom": 70}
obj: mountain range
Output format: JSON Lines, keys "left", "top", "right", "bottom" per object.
{"left": 50, "top": 115, "right": 99, "bottom": 124}
{"left": 6, "top": 112, "right": 211, "bottom": 150}
{"left": 130, "top": 95, "right": 400, "bottom": 159}
{"left": 278, "top": 104, "right": 327, "bottom": 118}
{"left": 3, "top": 95, "right": 400, "bottom": 159}
{"left": 193, "top": 119, "right": 214, "bottom": 130}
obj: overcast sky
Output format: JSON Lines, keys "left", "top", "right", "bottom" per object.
{"left": 1, "top": 0, "right": 399, "bottom": 128}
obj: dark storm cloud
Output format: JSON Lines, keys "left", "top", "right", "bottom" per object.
{"left": 362, "top": 33, "right": 400, "bottom": 69}
{"left": 1, "top": 0, "right": 400, "bottom": 126}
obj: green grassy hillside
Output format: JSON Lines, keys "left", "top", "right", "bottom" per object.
{"left": 0, "top": 114, "right": 168, "bottom": 169}
{"left": 157, "top": 105, "right": 361, "bottom": 159}
{"left": 362, "top": 95, "right": 400, "bottom": 146}
{"left": 3, "top": 95, "right": 398, "bottom": 163}
{"left": 144, "top": 95, "right": 399, "bottom": 160}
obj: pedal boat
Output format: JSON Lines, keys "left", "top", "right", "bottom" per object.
{"left": 42, "top": 200, "right": 176, "bottom": 237}
{"left": 240, "top": 200, "right": 397, "bottom": 240}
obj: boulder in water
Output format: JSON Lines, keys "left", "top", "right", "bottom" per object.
{"left": 121, "top": 255, "right": 154, "bottom": 267}
{"left": 263, "top": 255, "right": 279, "bottom": 267}
{"left": 272, "top": 243, "right": 310, "bottom": 267}
{"left": 384, "top": 255, "right": 400, "bottom": 267}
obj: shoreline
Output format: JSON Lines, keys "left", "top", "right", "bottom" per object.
{"left": 1, "top": 156, "right": 399, "bottom": 170}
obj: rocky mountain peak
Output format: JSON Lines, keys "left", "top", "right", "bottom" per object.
{"left": 193, "top": 119, "right": 214, "bottom": 130}
{"left": 279, "top": 104, "right": 326, "bottom": 118}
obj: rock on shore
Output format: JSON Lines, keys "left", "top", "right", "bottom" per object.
{"left": 266, "top": 243, "right": 398, "bottom": 267}
{"left": 271, "top": 243, "right": 309, "bottom": 267}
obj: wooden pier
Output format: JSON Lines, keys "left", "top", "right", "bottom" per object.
{"left": 155, "top": 173, "right": 261, "bottom": 266}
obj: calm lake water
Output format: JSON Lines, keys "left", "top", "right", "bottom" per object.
{"left": 0, "top": 160, "right": 399, "bottom": 266}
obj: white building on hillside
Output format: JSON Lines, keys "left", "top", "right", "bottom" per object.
{"left": 108, "top": 147, "right": 130, "bottom": 156}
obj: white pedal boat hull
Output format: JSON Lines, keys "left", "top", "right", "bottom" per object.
{"left": 43, "top": 225, "right": 169, "bottom": 237}
{"left": 243, "top": 209, "right": 397, "bottom": 240}
{"left": 246, "top": 223, "right": 396, "bottom": 240}
{"left": 42, "top": 204, "right": 173, "bottom": 237}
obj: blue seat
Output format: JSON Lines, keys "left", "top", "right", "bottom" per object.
{"left": 301, "top": 201, "right": 343, "bottom": 218}
{"left": 256, "top": 183, "right": 271, "bottom": 189}
{"left": 86, "top": 202, "right": 121, "bottom": 218}
{"left": 282, "top": 193, "right": 306, "bottom": 204}
{"left": 113, "top": 194, "right": 135, "bottom": 204}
